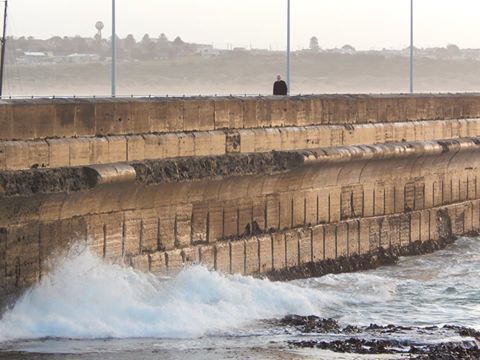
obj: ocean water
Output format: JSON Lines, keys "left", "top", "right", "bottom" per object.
{"left": 0, "top": 237, "right": 478, "bottom": 359}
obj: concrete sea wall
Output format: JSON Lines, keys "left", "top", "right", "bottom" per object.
{"left": 1, "top": 94, "right": 480, "bottom": 306}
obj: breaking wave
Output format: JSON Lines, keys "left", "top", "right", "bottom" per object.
{"left": 0, "top": 246, "right": 326, "bottom": 341}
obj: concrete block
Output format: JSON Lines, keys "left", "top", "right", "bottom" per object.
{"left": 215, "top": 242, "right": 230, "bottom": 273}
{"left": 175, "top": 205, "right": 192, "bottom": 248}
{"left": 279, "top": 193, "right": 293, "bottom": 229}
{"left": 304, "top": 191, "right": 318, "bottom": 226}
{"left": 12, "top": 103, "right": 55, "bottom": 140}
{"left": 103, "top": 213, "right": 123, "bottom": 259}
{"left": 252, "top": 198, "right": 266, "bottom": 232}
{"left": 223, "top": 201, "right": 239, "bottom": 238}
{"left": 182, "top": 247, "right": 200, "bottom": 266}
{"left": 131, "top": 254, "right": 150, "bottom": 273}
{"left": 126, "top": 135, "right": 145, "bottom": 162}
{"left": 258, "top": 235, "right": 273, "bottom": 273}
{"left": 178, "top": 133, "right": 195, "bottom": 157}
{"left": 358, "top": 219, "right": 370, "bottom": 254}
{"left": 312, "top": 225, "right": 324, "bottom": 262}
{"left": 158, "top": 208, "right": 176, "bottom": 250}
{"left": 184, "top": 100, "right": 214, "bottom": 131}
{"left": 420, "top": 210, "right": 431, "bottom": 242}
{"left": 90, "top": 137, "right": 109, "bottom": 165}
{"left": 148, "top": 101, "right": 168, "bottom": 133}
{"left": 107, "top": 136, "right": 127, "bottom": 163}
{"left": 199, "top": 245, "right": 215, "bottom": 270}
{"left": 5, "top": 141, "right": 29, "bottom": 170}
{"left": 230, "top": 241, "right": 245, "bottom": 274}
{"left": 194, "top": 131, "right": 225, "bottom": 157}
{"left": 95, "top": 102, "right": 117, "bottom": 136}
{"left": 28, "top": 141, "right": 49, "bottom": 168}
{"left": 69, "top": 138, "right": 91, "bottom": 167}
{"left": 166, "top": 249, "right": 184, "bottom": 275}
{"left": 410, "top": 212, "right": 421, "bottom": 243}
{"left": 150, "top": 252, "right": 167, "bottom": 275}
{"left": 347, "top": 220, "right": 360, "bottom": 256}
{"left": 285, "top": 230, "right": 299, "bottom": 268}
{"left": 336, "top": 222, "right": 348, "bottom": 257}
{"left": 126, "top": 101, "right": 151, "bottom": 134}
{"left": 272, "top": 232, "right": 286, "bottom": 270}
{"left": 254, "top": 128, "right": 282, "bottom": 152}
{"left": 214, "top": 99, "right": 244, "bottom": 129}
{"left": 245, "top": 238, "right": 259, "bottom": 274}
{"left": 141, "top": 210, "right": 159, "bottom": 253}
{"left": 238, "top": 129, "right": 256, "bottom": 153}
{"left": 123, "top": 211, "right": 141, "bottom": 256}
{"left": 86, "top": 215, "right": 106, "bottom": 258}
{"left": 298, "top": 229, "right": 312, "bottom": 264}
{"left": 208, "top": 202, "right": 224, "bottom": 243}
{"left": 74, "top": 102, "right": 95, "bottom": 137}
{"left": 237, "top": 200, "right": 253, "bottom": 237}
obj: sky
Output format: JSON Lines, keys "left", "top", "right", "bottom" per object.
{"left": 6, "top": 0, "right": 480, "bottom": 50}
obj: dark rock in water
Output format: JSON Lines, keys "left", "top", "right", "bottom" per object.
{"left": 278, "top": 315, "right": 341, "bottom": 333}
{"left": 276, "top": 315, "right": 480, "bottom": 359}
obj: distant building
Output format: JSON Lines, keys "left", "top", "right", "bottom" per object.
{"left": 19, "top": 51, "right": 50, "bottom": 64}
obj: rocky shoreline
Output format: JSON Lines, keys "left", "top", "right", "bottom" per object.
{"left": 274, "top": 315, "right": 480, "bottom": 359}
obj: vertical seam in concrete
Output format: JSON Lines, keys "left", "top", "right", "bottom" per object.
{"left": 229, "top": 241, "right": 232, "bottom": 274}
{"left": 236, "top": 208, "right": 240, "bottom": 237}
{"left": 316, "top": 194, "right": 319, "bottom": 224}
{"left": 290, "top": 198, "right": 294, "bottom": 229}
{"left": 122, "top": 215, "right": 126, "bottom": 257}
{"left": 277, "top": 201, "right": 281, "bottom": 230}
{"left": 270, "top": 234, "right": 274, "bottom": 270}
{"left": 328, "top": 194, "right": 331, "bottom": 223}
{"left": 140, "top": 219, "right": 144, "bottom": 254}
{"left": 264, "top": 201, "right": 268, "bottom": 231}
{"left": 222, "top": 208, "right": 225, "bottom": 238}
{"left": 102, "top": 223, "right": 107, "bottom": 258}
{"left": 322, "top": 226, "right": 326, "bottom": 260}
{"left": 38, "top": 226, "right": 42, "bottom": 281}
{"left": 303, "top": 197, "right": 307, "bottom": 226}
{"left": 206, "top": 211, "right": 210, "bottom": 243}
{"left": 334, "top": 225, "right": 338, "bottom": 259}
{"left": 346, "top": 222, "right": 350, "bottom": 257}
{"left": 357, "top": 220, "right": 361, "bottom": 254}
{"left": 373, "top": 189, "right": 376, "bottom": 216}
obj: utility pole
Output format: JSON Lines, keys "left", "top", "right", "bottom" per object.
{"left": 410, "top": 0, "right": 414, "bottom": 94}
{"left": 286, "top": 0, "right": 291, "bottom": 95}
{"left": 111, "top": 0, "right": 116, "bottom": 97}
{"left": 0, "top": 0, "right": 8, "bottom": 98}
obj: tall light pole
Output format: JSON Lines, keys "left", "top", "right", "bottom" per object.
{"left": 111, "top": 0, "right": 116, "bottom": 97}
{"left": 286, "top": 0, "right": 291, "bottom": 95}
{"left": 409, "top": 0, "right": 414, "bottom": 94}
{"left": 0, "top": 0, "right": 8, "bottom": 98}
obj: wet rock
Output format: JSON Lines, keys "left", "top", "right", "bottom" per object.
{"left": 280, "top": 315, "right": 480, "bottom": 359}
{"left": 266, "top": 236, "right": 455, "bottom": 282}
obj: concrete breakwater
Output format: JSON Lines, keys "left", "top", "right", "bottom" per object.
{"left": 1, "top": 94, "right": 480, "bottom": 306}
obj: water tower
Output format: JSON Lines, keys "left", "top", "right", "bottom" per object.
{"left": 95, "top": 21, "right": 104, "bottom": 40}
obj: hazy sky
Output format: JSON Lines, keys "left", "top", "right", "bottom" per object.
{"left": 7, "top": 0, "right": 480, "bottom": 50}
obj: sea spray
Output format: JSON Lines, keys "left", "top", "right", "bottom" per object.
{"left": 0, "top": 245, "right": 327, "bottom": 341}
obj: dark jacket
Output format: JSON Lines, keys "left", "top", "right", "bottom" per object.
{"left": 273, "top": 80, "right": 288, "bottom": 95}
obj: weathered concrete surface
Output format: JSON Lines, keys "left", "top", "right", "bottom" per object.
{"left": 2, "top": 94, "right": 480, "bottom": 308}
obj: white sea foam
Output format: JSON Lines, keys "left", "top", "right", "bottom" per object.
{"left": 0, "top": 246, "right": 327, "bottom": 341}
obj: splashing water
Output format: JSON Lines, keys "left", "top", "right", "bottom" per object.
{"left": 0, "top": 246, "right": 326, "bottom": 341}
{"left": 0, "top": 237, "right": 479, "bottom": 349}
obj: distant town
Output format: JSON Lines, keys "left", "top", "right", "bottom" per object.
{"left": 6, "top": 21, "right": 480, "bottom": 65}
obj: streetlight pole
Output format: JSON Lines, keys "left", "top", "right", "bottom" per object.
{"left": 410, "top": 0, "right": 413, "bottom": 94}
{"left": 286, "top": 0, "right": 291, "bottom": 95}
{"left": 111, "top": 0, "right": 116, "bottom": 97}
{"left": 0, "top": 0, "right": 8, "bottom": 98}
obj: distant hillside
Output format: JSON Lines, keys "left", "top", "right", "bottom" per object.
{"left": 4, "top": 52, "right": 480, "bottom": 96}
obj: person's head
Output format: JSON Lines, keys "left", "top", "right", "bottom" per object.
{"left": 276, "top": 75, "right": 281, "bottom": 81}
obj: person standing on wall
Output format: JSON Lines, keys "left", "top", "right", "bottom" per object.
{"left": 273, "top": 75, "right": 288, "bottom": 95}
